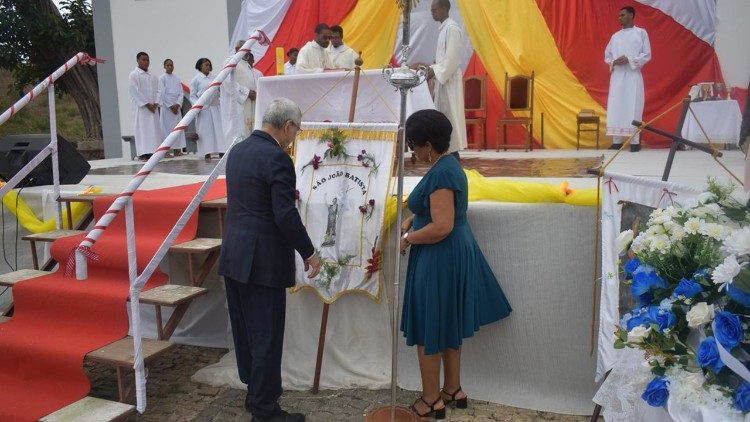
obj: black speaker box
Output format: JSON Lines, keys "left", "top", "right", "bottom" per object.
{"left": 0, "top": 134, "right": 91, "bottom": 187}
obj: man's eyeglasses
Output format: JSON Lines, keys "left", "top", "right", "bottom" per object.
{"left": 288, "top": 120, "right": 301, "bottom": 131}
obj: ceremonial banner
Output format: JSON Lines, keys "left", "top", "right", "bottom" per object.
{"left": 292, "top": 122, "right": 398, "bottom": 303}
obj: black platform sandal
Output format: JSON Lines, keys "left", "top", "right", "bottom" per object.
{"left": 441, "top": 386, "right": 468, "bottom": 409}
{"left": 410, "top": 396, "right": 446, "bottom": 419}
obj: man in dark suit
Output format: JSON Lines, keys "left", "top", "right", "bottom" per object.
{"left": 219, "top": 98, "right": 321, "bottom": 422}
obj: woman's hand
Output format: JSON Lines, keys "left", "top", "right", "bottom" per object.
{"left": 400, "top": 215, "right": 414, "bottom": 234}
{"left": 400, "top": 235, "right": 410, "bottom": 256}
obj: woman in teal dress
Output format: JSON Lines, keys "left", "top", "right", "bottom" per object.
{"left": 400, "top": 109, "right": 512, "bottom": 419}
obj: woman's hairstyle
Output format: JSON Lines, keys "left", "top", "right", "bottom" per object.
{"left": 405, "top": 109, "right": 452, "bottom": 154}
{"left": 195, "top": 58, "right": 211, "bottom": 71}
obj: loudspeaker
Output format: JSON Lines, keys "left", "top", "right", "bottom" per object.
{"left": 0, "top": 134, "right": 91, "bottom": 187}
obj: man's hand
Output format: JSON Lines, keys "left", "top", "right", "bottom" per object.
{"left": 248, "top": 90, "right": 257, "bottom": 101}
{"left": 170, "top": 104, "right": 180, "bottom": 115}
{"left": 304, "top": 255, "right": 321, "bottom": 278}
{"left": 613, "top": 56, "right": 629, "bottom": 66}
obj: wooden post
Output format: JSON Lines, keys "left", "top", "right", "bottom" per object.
{"left": 311, "top": 57, "right": 364, "bottom": 394}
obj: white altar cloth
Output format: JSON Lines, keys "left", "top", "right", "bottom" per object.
{"left": 253, "top": 69, "right": 434, "bottom": 128}
{"left": 681, "top": 100, "right": 742, "bottom": 144}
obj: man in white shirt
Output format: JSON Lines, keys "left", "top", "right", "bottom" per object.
{"left": 296, "top": 23, "right": 334, "bottom": 74}
{"left": 284, "top": 48, "right": 298, "bottom": 76}
{"left": 328, "top": 25, "right": 359, "bottom": 70}
{"left": 128, "top": 52, "right": 162, "bottom": 160}
{"left": 426, "top": 0, "right": 466, "bottom": 158}
{"left": 605, "top": 6, "right": 651, "bottom": 152}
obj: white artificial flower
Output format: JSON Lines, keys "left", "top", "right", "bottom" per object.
{"left": 684, "top": 217, "right": 704, "bottom": 235}
{"left": 711, "top": 254, "right": 746, "bottom": 287}
{"left": 667, "top": 224, "right": 686, "bottom": 242}
{"left": 699, "top": 222, "right": 730, "bottom": 241}
{"left": 627, "top": 325, "right": 652, "bottom": 343}
{"left": 672, "top": 241, "right": 687, "bottom": 258}
{"left": 616, "top": 229, "right": 634, "bottom": 255}
{"left": 686, "top": 302, "right": 715, "bottom": 328}
{"left": 631, "top": 233, "right": 649, "bottom": 254}
{"left": 646, "top": 224, "right": 666, "bottom": 236}
{"left": 723, "top": 226, "right": 750, "bottom": 257}
{"left": 697, "top": 192, "right": 717, "bottom": 204}
{"left": 703, "top": 203, "right": 723, "bottom": 216}
{"left": 649, "top": 234, "right": 671, "bottom": 255}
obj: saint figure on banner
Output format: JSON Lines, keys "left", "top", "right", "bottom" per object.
{"left": 322, "top": 196, "right": 339, "bottom": 247}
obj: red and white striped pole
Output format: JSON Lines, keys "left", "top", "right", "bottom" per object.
{"left": 0, "top": 52, "right": 104, "bottom": 126}
{"left": 72, "top": 30, "right": 270, "bottom": 280}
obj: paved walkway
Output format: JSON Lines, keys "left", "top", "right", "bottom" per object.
{"left": 87, "top": 344, "right": 594, "bottom": 421}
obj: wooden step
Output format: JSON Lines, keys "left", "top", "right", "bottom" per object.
{"left": 170, "top": 237, "right": 222, "bottom": 253}
{"left": 22, "top": 230, "right": 86, "bottom": 242}
{"left": 39, "top": 396, "right": 135, "bottom": 422}
{"left": 86, "top": 336, "right": 174, "bottom": 367}
{"left": 136, "top": 284, "right": 208, "bottom": 306}
{"left": 0, "top": 269, "right": 52, "bottom": 287}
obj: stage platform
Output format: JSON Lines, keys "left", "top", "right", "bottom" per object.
{"left": 1, "top": 147, "right": 746, "bottom": 415}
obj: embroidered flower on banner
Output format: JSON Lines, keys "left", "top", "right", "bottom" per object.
{"left": 357, "top": 149, "right": 379, "bottom": 176}
{"left": 300, "top": 154, "right": 322, "bottom": 174}
{"left": 612, "top": 178, "right": 750, "bottom": 414}
{"left": 359, "top": 199, "right": 376, "bottom": 221}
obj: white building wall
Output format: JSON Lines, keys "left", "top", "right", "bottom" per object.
{"left": 110, "top": 0, "right": 231, "bottom": 157}
{"left": 715, "top": 0, "right": 750, "bottom": 89}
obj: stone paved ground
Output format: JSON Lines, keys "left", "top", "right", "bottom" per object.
{"left": 86, "top": 345, "right": 594, "bottom": 421}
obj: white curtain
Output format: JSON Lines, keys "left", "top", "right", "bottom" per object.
{"left": 636, "top": 0, "right": 717, "bottom": 45}
{"left": 596, "top": 172, "right": 702, "bottom": 381}
{"left": 228, "top": 0, "right": 293, "bottom": 59}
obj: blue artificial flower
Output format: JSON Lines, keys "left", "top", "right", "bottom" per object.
{"left": 632, "top": 270, "right": 669, "bottom": 297}
{"left": 624, "top": 258, "right": 641, "bottom": 279}
{"left": 736, "top": 383, "right": 750, "bottom": 412}
{"left": 658, "top": 297, "right": 676, "bottom": 311}
{"left": 697, "top": 337, "right": 724, "bottom": 373}
{"left": 636, "top": 292, "right": 655, "bottom": 308}
{"left": 728, "top": 285, "right": 750, "bottom": 308}
{"left": 714, "top": 311, "right": 744, "bottom": 350}
{"left": 626, "top": 313, "right": 652, "bottom": 331}
{"left": 674, "top": 278, "right": 704, "bottom": 299}
{"left": 648, "top": 306, "right": 676, "bottom": 333}
{"left": 641, "top": 377, "right": 670, "bottom": 407}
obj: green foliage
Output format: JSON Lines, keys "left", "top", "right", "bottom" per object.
{"left": 320, "top": 128, "right": 351, "bottom": 160}
{"left": 0, "top": 0, "right": 94, "bottom": 95}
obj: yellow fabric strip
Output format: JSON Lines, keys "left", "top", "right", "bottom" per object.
{"left": 457, "top": 0, "right": 607, "bottom": 149}
{"left": 298, "top": 128, "right": 398, "bottom": 142}
{"left": 340, "top": 0, "right": 401, "bottom": 70}
{"left": 0, "top": 186, "right": 101, "bottom": 233}
{"left": 465, "top": 169, "right": 598, "bottom": 206}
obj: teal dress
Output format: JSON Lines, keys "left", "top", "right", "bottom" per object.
{"left": 401, "top": 155, "right": 512, "bottom": 355}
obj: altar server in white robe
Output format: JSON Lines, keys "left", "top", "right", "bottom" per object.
{"left": 427, "top": 0, "right": 467, "bottom": 157}
{"left": 190, "top": 58, "right": 226, "bottom": 160}
{"left": 328, "top": 25, "right": 359, "bottom": 69}
{"left": 296, "top": 23, "right": 334, "bottom": 74}
{"left": 157, "top": 59, "right": 186, "bottom": 155}
{"left": 221, "top": 42, "right": 263, "bottom": 145}
{"left": 605, "top": 6, "right": 651, "bottom": 152}
{"left": 284, "top": 48, "right": 298, "bottom": 75}
{"left": 129, "top": 52, "right": 162, "bottom": 159}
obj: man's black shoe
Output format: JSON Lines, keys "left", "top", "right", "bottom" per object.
{"left": 251, "top": 410, "right": 305, "bottom": 422}
{"left": 630, "top": 144, "right": 641, "bottom": 152}
{"left": 608, "top": 144, "right": 622, "bottom": 150}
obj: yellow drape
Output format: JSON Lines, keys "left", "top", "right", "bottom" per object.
{"left": 340, "top": 0, "right": 402, "bottom": 70}
{"left": 0, "top": 186, "right": 102, "bottom": 233}
{"left": 457, "top": 0, "right": 607, "bottom": 149}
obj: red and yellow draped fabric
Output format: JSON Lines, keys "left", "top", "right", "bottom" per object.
{"left": 241, "top": 0, "right": 733, "bottom": 149}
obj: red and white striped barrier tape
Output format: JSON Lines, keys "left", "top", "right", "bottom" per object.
{"left": 71, "top": 30, "right": 269, "bottom": 280}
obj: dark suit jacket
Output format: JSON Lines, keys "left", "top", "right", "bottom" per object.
{"left": 218, "top": 130, "right": 314, "bottom": 288}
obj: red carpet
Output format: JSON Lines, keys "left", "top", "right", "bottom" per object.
{"left": 0, "top": 181, "right": 226, "bottom": 421}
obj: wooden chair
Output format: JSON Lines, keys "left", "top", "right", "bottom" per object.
{"left": 464, "top": 75, "right": 486, "bottom": 150}
{"left": 497, "top": 71, "right": 535, "bottom": 152}
{"left": 576, "top": 109, "right": 601, "bottom": 150}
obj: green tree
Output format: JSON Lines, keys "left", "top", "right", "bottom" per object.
{"left": 0, "top": 0, "right": 101, "bottom": 140}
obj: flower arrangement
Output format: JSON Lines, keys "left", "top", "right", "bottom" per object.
{"left": 300, "top": 154, "right": 322, "bottom": 174}
{"left": 357, "top": 149, "right": 379, "bottom": 175}
{"left": 614, "top": 179, "right": 750, "bottom": 414}
{"left": 320, "top": 128, "right": 351, "bottom": 160}
{"left": 359, "top": 199, "right": 376, "bottom": 221}
{"left": 317, "top": 253, "right": 356, "bottom": 291}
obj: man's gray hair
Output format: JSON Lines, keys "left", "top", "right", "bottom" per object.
{"left": 262, "top": 98, "right": 302, "bottom": 129}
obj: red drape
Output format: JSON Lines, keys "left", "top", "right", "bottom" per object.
{"left": 255, "top": 0, "right": 358, "bottom": 75}
{"left": 536, "top": 0, "right": 724, "bottom": 147}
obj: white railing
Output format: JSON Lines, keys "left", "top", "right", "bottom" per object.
{"left": 70, "top": 30, "right": 269, "bottom": 413}
{"left": 0, "top": 53, "right": 104, "bottom": 229}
